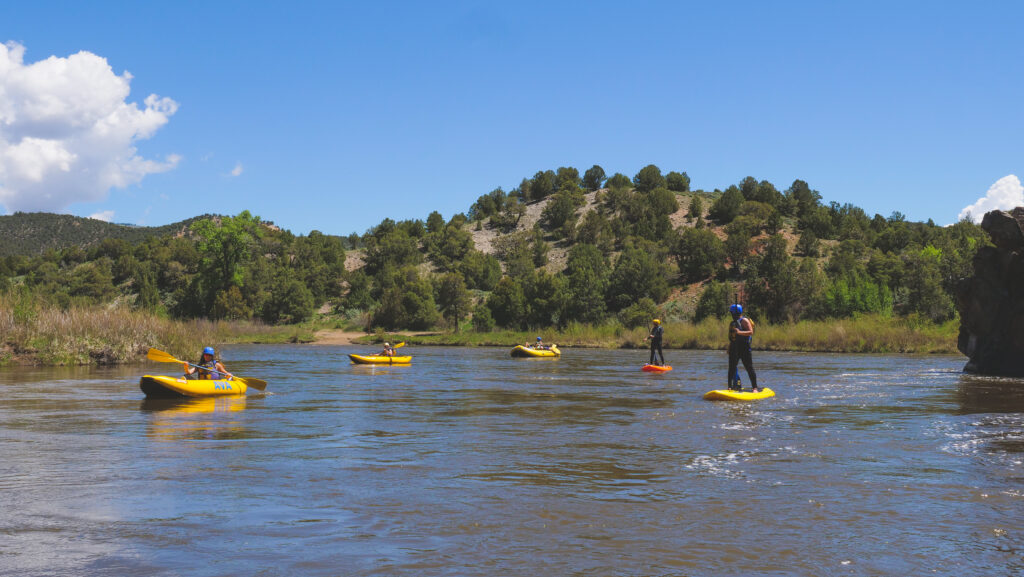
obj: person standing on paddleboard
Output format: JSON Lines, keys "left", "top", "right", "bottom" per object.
{"left": 184, "top": 346, "right": 233, "bottom": 380}
{"left": 645, "top": 319, "right": 665, "bottom": 366}
{"left": 727, "top": 305, "right": 759, "bottom": 392}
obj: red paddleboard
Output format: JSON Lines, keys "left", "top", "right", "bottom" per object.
{"left": 642, "top": 364, "right": 673, "bottom": 372}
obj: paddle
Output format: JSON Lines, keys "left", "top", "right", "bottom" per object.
{"left": 146, "top": 348, "right": 267, "bottom": 391}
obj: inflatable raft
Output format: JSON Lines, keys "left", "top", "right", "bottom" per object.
{"left": 140, "top": 375, "right": 247, "bottom": 398}
{"left": 511, "top": 344, "right": 561, "bottom": 358}
{"left": 703, "top": 387, "right": 776, "bottom": 401}
{"left": 348, "top": 354, "right": 412, "bottom": 364}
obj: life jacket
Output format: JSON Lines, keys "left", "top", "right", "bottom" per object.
{"left": 196, "top": 359, "right": 219, "bottom": 379}
{"left": 729, "top": 316, "right": 754, "bottom": 346}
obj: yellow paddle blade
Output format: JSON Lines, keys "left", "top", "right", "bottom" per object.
{"left": 237, "top": 376, "right": 268, "bottom": 391}
{"left": 147, "top": 348, "right": 182, "bottom": 364}
{"left": 394, "top": 342, "right": 406, "bottom": 348}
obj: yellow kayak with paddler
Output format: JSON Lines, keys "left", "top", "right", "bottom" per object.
{"left": 140, "top": 375, "right": 247, "bottom": 398}
{"left": 348, "top": 354, "right": 412, "bottom": 364}
{"left": 511, "top": 344, "right": 561, "bottom": 358}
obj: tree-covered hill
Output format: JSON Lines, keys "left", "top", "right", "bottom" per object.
{"left": 0, "top": 212, "right": 216, "bottom": 257}
{"left": 0, "top": 164, "right": 993, "bottom": 335}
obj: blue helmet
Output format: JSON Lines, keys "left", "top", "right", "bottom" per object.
{"left": 536, "top": 336, "right": 543, "bottom": 341}
{"left": 729, "top": 304, "right": 743, "bottom": 316}
{"left": 203, "top": 346, "right": 215, "bottom": 356}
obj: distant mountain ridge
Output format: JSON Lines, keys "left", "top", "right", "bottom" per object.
{"left": 0, "top": 212, "right": 217, "bottom": 257}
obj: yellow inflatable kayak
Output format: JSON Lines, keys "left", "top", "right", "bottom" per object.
{"left": 140, "top": 375, "right": 247, "bottom": 398}
{"left": 703, "top": 387, "right": 775, "bottom": 401}
{"left": 348, "top": 354, "right": 412, "bottom": 364}
{"left": 511, "top": 344, "right": 561, "bottom": 358}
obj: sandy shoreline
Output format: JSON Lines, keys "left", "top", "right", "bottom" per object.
{"left": 310, "top": 330, "right": 371, "bottom": 345}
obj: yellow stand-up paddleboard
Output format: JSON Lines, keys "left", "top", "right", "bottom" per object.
{"left": 704, "top": 387, "right": 775, "bottom": 401}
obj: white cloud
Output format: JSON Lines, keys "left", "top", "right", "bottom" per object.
{"left": 89, "top": 210, "right": 114, "bottom": 222}
{"left": 0, "top": 41, "right": 178, "bottom": 213}
{"left": 230, "top": 162, "right": 243, "bottom": 177}
{"left": 959, "top": 175, "right": 1024, "bottom": 223}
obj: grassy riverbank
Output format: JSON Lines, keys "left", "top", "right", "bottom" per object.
{"left": 372, "top": 315, "right": 960, "bottom": 354}
{"left": 0, "top": 292, "right": 314, "bottom": 366}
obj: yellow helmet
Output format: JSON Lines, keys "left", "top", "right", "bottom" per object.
{"left": 652, "top": 319, "right": 661, "bottom": 325}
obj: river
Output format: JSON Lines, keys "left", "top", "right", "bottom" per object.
{"left": 1, "top": 346, "right": 1022, "bottom": 576}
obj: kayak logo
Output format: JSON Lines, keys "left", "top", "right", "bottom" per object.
{"left": 214, "top": 383, "right": 234, "bottom": 391}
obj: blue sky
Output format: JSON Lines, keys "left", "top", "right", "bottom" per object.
{"left": 1, "top": 1, "right": 1022, "bottom": 235}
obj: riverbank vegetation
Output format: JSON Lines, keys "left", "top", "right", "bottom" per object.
{"left": 0, "top": 162, "right": 987, "bottom": 364}
{"left": 370, "top": 314, "right": 959, "bottom": 354}
{"left": 0, "top": 290, "right": 312, "bottom": 366}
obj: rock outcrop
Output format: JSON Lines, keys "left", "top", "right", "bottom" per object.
{"left": 956, "top": 208, "right": 1024, "bottom": 376}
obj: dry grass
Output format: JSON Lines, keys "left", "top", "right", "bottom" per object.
{"left": 0, "top": 292, "right": 310, "bottom": 366}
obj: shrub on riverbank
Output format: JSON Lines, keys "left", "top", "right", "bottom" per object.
{"left": 0, "top": 291, "right": 311, "bottom": 366}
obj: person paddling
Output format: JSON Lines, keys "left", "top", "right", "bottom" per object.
{"left": 379, "top": 342, "right": 395, "bottom": 357}
{"left": 727, "top": 305, "right": 759, "bottom": 392}
{"left": 184, "top": 346, "right": 233, "bottom": 380}
{"left": 644, "top": 319, "right": 665, "bottom": 366}
{"left": 534, "top": 336, "right": 548, "bottom": 350}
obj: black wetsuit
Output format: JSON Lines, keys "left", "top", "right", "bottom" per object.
{"left": 728, "top": 316, "right": 757, "bottom": 391}
{"left": 649, "top": 325, "right": 664, "bottom": 365}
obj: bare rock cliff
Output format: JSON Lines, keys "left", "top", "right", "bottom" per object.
{"left": 956, "top": 208, "right": 1024, "bottom": 376}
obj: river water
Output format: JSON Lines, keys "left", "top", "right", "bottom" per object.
{"left": 1, "top": 346, "right": 1022, "bottom": 576}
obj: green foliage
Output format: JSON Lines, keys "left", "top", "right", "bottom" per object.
{"left": 556, "top": 166, "right": 581, "bottom": 190}
{"left": 694, "top": 281, "right": 733, "bottom": 322}
{"left": 363, "top": 228, "right": 422, "bottom": 274}
{"left": 796, "top": 229, "right": 820, "bottom": 257}
{"left": 487, "top": 276, "right": 527, "bottom": 329}
{"left": 370, "top": 267, "right": 439, "bottom": 330}
{"left": 576, "top": 211, "right": 614, "bottom": 253}
{"left": 618, "top": 297, "right": 660, "bottom": 328}
{"left": 744, "top": 235, "right": 800, "bottom": 323}
{"left": 565, "top": 244, "right": 610, "bottom": 324}
{"left": 675, "top": 227, "right": 726, "bottom": 282}
{"left": 342, "top": 269, "right": 374, "bottom": 311}
{"left": 605, "top": 172, "right": 632, "bottom": 190}
{"left": 523, "top": 270, "right": 568, "bottom": 328}
{"left": 583, "top": 165, "right": 606, "bottom": 191}
{"left": 688, "top": 195, "right": 704, "bottom": 223}
{"left": 633, "top": 164, "right": 666, "bottom": 193}
{"left": 458, "top": 250, "right": 502, "bottom": 291}
{"left": 435, "top": 272, "right": 472, "bottom": 330}
{"left": 469, "top": 188, "right": 507, "bottom": 221}
{"left": 606, "top": 243, "right": 670, "bottom": 311}
{"left": 666, "top": 171, "right": 690, "bottom": 193}
{"left": 708, "top": 186, "right": 744, "bottom": 224}
{"left": 541, "top": 190, "right": 583, "bottom": 238}
{"left": 424, "top": 223, "right": 474, "bottom": 271}
{"left": 471, "top": 302, "right": 495, "bottom": 332}
{"left": 530, "top": 170, "right": 557, "bottom": 201}
{"left": 823, "top": 274, "right": 894, "bottom": 318}
{"left": 786, "top": 179, "right": 820, "bottom": 218}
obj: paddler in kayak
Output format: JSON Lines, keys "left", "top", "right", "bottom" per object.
{"left": 379, "top": 342, "right": 395, "bottom": 357}
{"left": 644, "top": 319, "right": 665, "bottom": 366}
{"left": 533, "top": 336, "right": 549, "bottom": 350}
{"left": 184, "top": 346, "right": 233, "bottom": 380}
{"left": 727, "top": 304, "right": 759, "bottom": 392}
